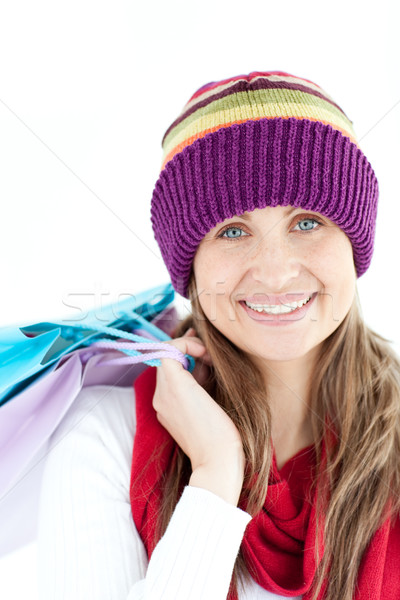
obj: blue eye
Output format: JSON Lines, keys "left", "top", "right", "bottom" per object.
{"left": 218, "top": 226, "right": 248, "bottom": 241}
{"left": 294, "top": 218, "right": 321, "bottom": 231}
{"left": 217, "top": 217, "right": 322, "bottom": 241}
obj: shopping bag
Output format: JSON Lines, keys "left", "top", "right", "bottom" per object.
{"left": 0, "top": 285, "right": 193, "bottom": 556}
{"left": 0, "top": 281, "right": 193, "bottom": 407}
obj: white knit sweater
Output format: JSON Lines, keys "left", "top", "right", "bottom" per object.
{"left": 37, "top": 384, "right": 302, "bottom": 600}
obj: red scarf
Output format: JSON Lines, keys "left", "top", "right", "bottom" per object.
{"left": 130, "top": 366, "right": 400, "bottom": 599}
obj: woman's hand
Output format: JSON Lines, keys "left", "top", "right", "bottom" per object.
{"left": 153, "top": 328, "right": 245, "bottom": 505}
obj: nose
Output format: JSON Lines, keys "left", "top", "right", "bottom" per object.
{"left": 243, "top": 231, "right": 301, "bottom": 291}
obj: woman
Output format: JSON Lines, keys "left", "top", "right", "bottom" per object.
{"left": 37, "top": 71, "right": 400, "bottom": 600}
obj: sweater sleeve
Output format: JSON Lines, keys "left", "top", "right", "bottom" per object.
{"left": 36, "top": 384, "right": 252, "bottom": 600}
{"left": 135, "top": 485, "right": 252, "bottom": 599}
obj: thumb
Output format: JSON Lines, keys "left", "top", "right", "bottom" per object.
{"left": 162, "top": 335, "right": 206, "bottom": 365}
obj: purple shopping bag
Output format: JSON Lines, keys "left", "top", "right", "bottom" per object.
{"left": 0, "top": 305, "right": 189, "bottom": 556}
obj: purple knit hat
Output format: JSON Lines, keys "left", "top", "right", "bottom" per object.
{"left": 150, "top": 70, "right": 379, "bottom": 299}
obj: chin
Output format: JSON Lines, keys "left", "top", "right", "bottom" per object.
{"left": 243, "top": 339, "right": 320, "bottom": 365}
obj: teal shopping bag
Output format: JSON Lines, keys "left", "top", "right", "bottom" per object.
{"left": 0, "top": 281, "right": 194, "bottom": 406}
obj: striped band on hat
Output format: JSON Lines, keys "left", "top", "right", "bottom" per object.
{"left": 161, "top": 71, "right": 359, "bottom": 170}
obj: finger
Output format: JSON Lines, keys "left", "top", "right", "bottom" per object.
{"left": 158, "top": 338, "right": 208, "bottom": 374}
{"left": 192, "top": 359, "right": 211, "bottom": 387}
{"left": 183, "top": 327, "right": 195, "bottom": 337}
{"left": 181, "top": 330, "right": 212, "bottom": 366}
{"left": 200, "top": 350, "right": 212, "bottom": 365}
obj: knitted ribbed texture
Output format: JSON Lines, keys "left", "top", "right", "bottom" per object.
{"left": 150, "top": 71, "right": 379, "bottom": 299}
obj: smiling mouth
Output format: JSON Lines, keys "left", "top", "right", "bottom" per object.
{"left": 243, "top": 295, "right": 313, "bottom": 315}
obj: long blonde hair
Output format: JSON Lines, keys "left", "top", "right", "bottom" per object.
{"left": 154, "top": 271, "right": 400, "bottom": 599}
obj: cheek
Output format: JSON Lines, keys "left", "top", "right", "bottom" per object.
{"left": 194, "top": 248, "right": 236, "bottom": 295}
{"left": 194, "top": 249, "right": 240, "bottom": 325}
{"left": 313, "top": 236, "right": 356, "bottom": 320}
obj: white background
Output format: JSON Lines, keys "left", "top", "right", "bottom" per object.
{"left": 0, "top": 0, "right": 399, "bottom": 598}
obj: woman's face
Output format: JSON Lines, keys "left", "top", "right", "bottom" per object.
{"left": 192, "top": 205, "right": 356, "bottom": 363}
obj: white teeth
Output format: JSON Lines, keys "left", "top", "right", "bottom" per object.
{"left": 244, "top": 295, "right": 312, "bottom": 314}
